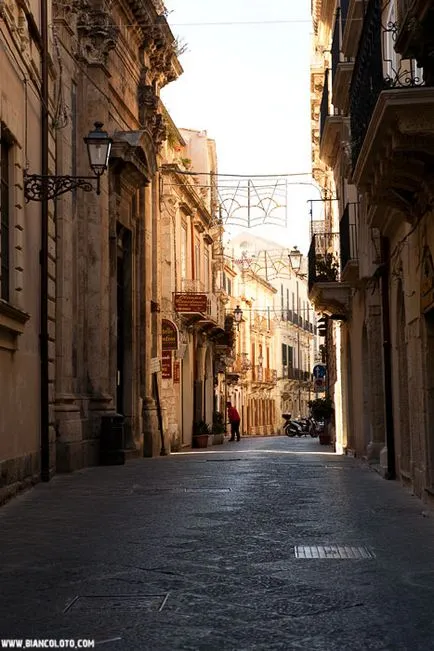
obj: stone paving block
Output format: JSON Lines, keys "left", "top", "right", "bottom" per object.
{"left": 1, "top": 437, "right": 434, "bottom": 649}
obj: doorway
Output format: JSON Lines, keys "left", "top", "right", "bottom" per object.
{"left": 116, "top": 227, "right": 132, "bottom": 428}
{"left": 116, "top": 238, "right": 125, "bottom": 413}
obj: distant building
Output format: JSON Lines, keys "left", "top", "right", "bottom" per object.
{"left": 160, "top": 125, "right": 226, "bottom": 447}
{"left": 227, "top": 233, "right": 317, "bottom": 432}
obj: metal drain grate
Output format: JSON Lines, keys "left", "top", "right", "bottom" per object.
{"left": 294, "top": 545, "right": 375, "bottom": 559}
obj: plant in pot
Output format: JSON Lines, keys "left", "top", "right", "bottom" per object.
{"left": 212, "top": 411, "right": 226, "bottom": 445}
{"left": 315, "top": 252, "right": 339, "bottom": 282}
{"left": 192, "top": 420, "right": 212, "bottom": 448}
{"left": 308, "top": 397, "right": 334, "bottom": 445}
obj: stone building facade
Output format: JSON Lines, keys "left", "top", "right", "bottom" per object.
{"left": 0, "top": 0, "right": 184, "bottom": 502}
{"left": 53, "top": 0, "right": 182, "bottom": 467}
{"left": 159, "top": 125, "right": 226, "bottom": 448}
{"left": 311, "top": 0, "right": 434, "bottom": 501}
{"left": 0, "top": 0, "right": 56, "bottom": 502}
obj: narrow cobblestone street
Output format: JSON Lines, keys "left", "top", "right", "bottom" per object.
{"left": 2, "top": 436, "right": 434, "bottom": 650}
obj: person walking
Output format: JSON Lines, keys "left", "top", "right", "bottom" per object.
{"left": 226, "top": 401, "right": 241, "bottom": 441}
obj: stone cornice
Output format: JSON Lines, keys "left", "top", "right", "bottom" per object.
{"left": 161, "top": 164, "right": 213, "bottom": 226}
{"left": 125, "top": 0, "right": 182, "bottom": 84}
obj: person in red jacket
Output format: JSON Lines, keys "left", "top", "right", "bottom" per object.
{"left": 226, "top": 401, "right": 241, "bottom": 441}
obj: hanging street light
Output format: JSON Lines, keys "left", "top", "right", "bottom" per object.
{"left": 288, "top": 245, "right": 303, "bottom": 275}
{"left": 233, "top": 305, "right": 243, "bottom": 330}
{"left": 24, "top": 122, "right": 112, "bottom": 201}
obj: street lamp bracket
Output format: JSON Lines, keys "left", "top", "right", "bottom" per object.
{"left": 24, "top": 122, "right": 112, "bottom": 202}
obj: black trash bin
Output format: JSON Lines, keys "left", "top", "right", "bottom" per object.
{"left": 100, "top": 413, "right": 126, "bottom": 465}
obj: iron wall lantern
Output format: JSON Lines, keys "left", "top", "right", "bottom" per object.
{"left": 24, "top": 122, "right": 112, "bottom": 202}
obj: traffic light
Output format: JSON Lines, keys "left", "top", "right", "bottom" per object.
{"left": 317, "top": 316, "right": 327, "bottom": 337}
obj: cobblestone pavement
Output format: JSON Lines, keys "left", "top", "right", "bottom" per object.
{"left": 2, "top": 436, "right": 434, "bottom": 650}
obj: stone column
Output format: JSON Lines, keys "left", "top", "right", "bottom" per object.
{"left": 55, "top": 188, "right": 83, "bottom": 469}
{"left": 53, "top": 65, "right": 83, "bottom": 470}
{"left": 142, "top": 180, "right": 160, "bottom": 456}
{"left": 75, "top": 14, "right": 118, "bottom": 452}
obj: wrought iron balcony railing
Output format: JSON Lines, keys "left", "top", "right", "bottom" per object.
{"left": 350, "top": 0, "right": 424, "bottom": 169}
{"left": 340, "top": 203, "right": 359, "bottom": 271}
{"left": 308, "top": 232, "right": 341, "bottom": 293}
{"left": 284, "top": 367, "right": 313, "bottom": 382}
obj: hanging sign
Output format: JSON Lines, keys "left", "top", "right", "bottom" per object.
{"left": 162, "top": 350, "right": 172, "bottom": 379}
{"left": 173, "top": 361, "right": 180, "bottom": 384}
{"left": 162, "top": 319, "right": 179, "bottom": 350}
{"left": 174, "top": 293, "right": 208, "bottom": 313}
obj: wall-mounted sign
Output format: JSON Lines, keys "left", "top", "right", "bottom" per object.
{"left": 162, "top": 319, "right": 178, "bottom": 350}
{"left": 150, "top": 357, "right": 161, "bottom": 374}
{"left": 314, "top": 377, "right": 326, "bottom": 393}
{"left": 173, "top": 361, "right": 180, "bottom": 384}
{"left": 174, "top": 293, "right": 208, "bottom": 314}
{"left": 162, "top": 350, "right": 172, "bottom": 379}
{"left": 313, "top": 364, "right": 327, "bottom": 379}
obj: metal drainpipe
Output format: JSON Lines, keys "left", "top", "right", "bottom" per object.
{"left": 40, "top": 0, "right": 50, "bottom": 481}
{"left": 380, "top": 236, "right": 396, "bottom": 480}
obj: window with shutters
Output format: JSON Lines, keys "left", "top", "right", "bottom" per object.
{"left": 282, "top": 343, "right": 287, "bottom": 366}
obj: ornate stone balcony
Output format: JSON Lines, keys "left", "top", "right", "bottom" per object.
{"left": 319, "top": 70, "right": 349, "bottom": 168}
{"left": 251, "top": 366, "right": 277, "bottom": 385}
{"left": 350, "top": 0, "right": 434, "bottom": 228}
{"left": 308, "top": 232, "right": 351, "bottom": 317}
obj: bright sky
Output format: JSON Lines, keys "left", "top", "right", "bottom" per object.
{"left": 161, "top": 1, "right": 319, "bottom": 254}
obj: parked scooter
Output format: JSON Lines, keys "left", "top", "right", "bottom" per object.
{"left": 308, "top": 418, "right": 319, "bottom": 437}
{"left": 282, "top": 414, "right": 303, "bottom": 437}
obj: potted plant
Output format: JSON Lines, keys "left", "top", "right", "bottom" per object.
{"left": 308, "top": 397, "right": 334, "bottom": 445}
{"left": 315, "top": 252, "right": 339, "bottom": 282}
{"left": 212, "top": 411, "right": 226, "bottom": 445}
{"left": 192, "top": 420, "right": 212, "bottom": 448}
